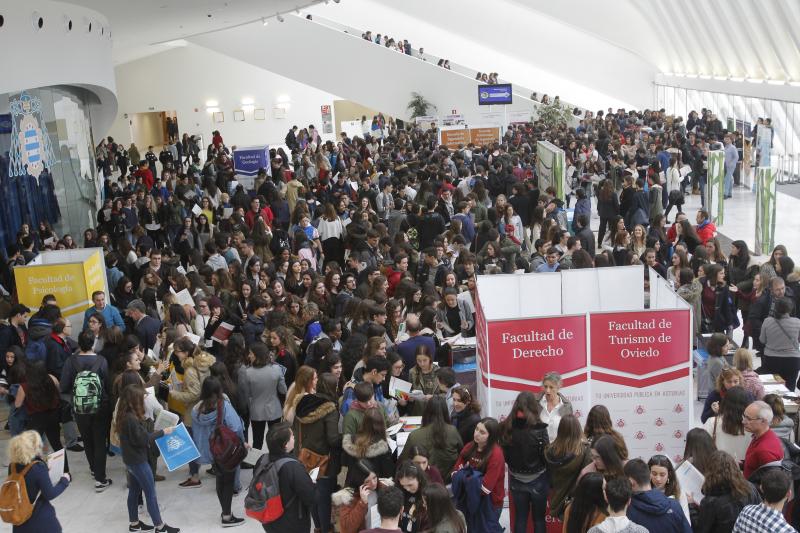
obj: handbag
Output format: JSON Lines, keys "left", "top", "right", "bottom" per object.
{"left": 297, "top": 424, "right": 329, "bottom": 476}
{"left": 668, "top": 189, "right": 685, "bottom": 205}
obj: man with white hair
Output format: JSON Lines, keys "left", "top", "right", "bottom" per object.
{"left": 742, "top": 400, "right": 784, "bottom": 479}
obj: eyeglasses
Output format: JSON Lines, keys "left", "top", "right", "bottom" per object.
{"left": 742, "top": 414, "right": 763, "bottom": 422}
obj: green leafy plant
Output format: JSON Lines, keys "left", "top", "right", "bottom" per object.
{"left": 407, "top": 92, "right": 436, "bottom": 119}
{"left": 536, "top": 101, "right": 572, "bottom": 130}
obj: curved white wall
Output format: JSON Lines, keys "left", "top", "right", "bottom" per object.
{"left": 0, "top": 0, "right": 117, "bottom": 135}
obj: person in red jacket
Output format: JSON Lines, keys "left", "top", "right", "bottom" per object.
{"left": 695, "top": 209, "right": 717, "bottom": 245}
{"left": 385, "top": 253, "right": 410, "bottom": 297}
{"left": 743, "top": 400, "right": 784, "bottom": 479}
{"left": 452, "top": 417, "right": 506, "bottom": 516}
{"left": 244, "top": 197, "right": 274, "bottom": 230}
{"left": 133, "top": 161, "right": 154, "bottom": 191}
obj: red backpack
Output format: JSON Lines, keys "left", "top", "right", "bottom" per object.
{"left": 244, "top": 455, "right": 297, "bottom": 523}
{"left": 208, "top": 400, "right": 246, "bottom": 472}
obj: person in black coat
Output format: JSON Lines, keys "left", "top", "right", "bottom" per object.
{"left": 500, "top": 391, "right": 550, "bottom": 533}
{"left": 699, "top": 264, "right": 736, "bottom": 333}
{"left": 688, "top": 450, "right": 760, "bottom": 533}
{"left": 263, "top": 422, "right": 317, "bottom": 533}
{"left": 126, "top": 299, "right": 162, "bottom": 353}
{"left": 0, "top": 303, "right": 29, "bottom": 356}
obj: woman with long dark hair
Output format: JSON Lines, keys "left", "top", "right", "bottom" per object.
{"left": 681, "top": 429, "right": 717, "bottom": 477}
{"left": 396, "top": 460, "right": 429, "bottom": 533}
{"left": 584, "top": 405, "right": 629, "bottom": 459}
{"left": 545, "top": 414, "right": 591, "bottom": 520}
{"left": 294, "top": 372, "right": 341, "bottom": 533}
{"left": 342, "top": 407, "right": 395, "bottom": 485}
{"left": 452, "top": 417, "right": 506, "bottom": 521}
{"left": 117, "top": 384, "right": 179, "bottom": 533}
{"left": 399, "top": 396, "right": 463, "bottom": 482}
{"left": 333, "top": 459, "right": 387, "bottom": 533}
{"left": 562, "top": 472, "right": 607, "bottom": 533}
{"left": 649, "top": 454, "right": 690, "bottom": 521}
{"left": 500, "top": 391, "right": 550, "bottom": 533}
{"left": 580, "top": 434, "right": 627, "bottom": 480}
{"left": 449, "top": 386, "right": 482, "bottom": 445}
{"left": 699, "top": 263, "right": 736, "bottom": 334}
{"left": 190, "top": 377, "right": 246, "bottom": 527}
{"left": 422, "top": 482, "right": 466, "bottom": 533}
{"left": 688, "top": 451, "right": 759, "bottom": 532}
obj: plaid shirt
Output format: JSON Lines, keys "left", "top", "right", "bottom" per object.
{"left": 733, "top": 503, "right": 797, "bottom": 533}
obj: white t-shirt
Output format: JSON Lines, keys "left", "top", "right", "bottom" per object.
{"left": 703, "top": 416, "right": 750, "bottom": 462}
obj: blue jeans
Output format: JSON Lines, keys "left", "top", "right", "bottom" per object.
{"left": 127, "top": 462, "right": 162, "bottom": 525}
{"left": 510, "top": 474, "right": 549, "bottom": 533}
{"left": 724, "top": 171, "right": 734, "bottom": 197}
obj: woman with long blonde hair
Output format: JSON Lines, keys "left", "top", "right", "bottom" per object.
{"left": 6, "top": 430, "right": 71, "bottom": 532}
{"left": 283, "top": 365, "right": 318, "bottom": 423}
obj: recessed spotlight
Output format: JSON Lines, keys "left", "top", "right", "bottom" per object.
{"left": 277, "top": 13, "right": 285, "bottom": 22}
{"left": 261, "top": 17, "right": 268, "bottom": 25}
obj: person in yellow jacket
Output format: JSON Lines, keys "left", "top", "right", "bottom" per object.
{"left": 168, "top": 336, "right": 215, "bottom": 488}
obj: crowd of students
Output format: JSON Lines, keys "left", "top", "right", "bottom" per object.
{"left": 0, "top": 101, "right": 795, "bottom": 533}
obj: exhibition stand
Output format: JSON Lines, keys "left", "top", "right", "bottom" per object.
{"left": 15, "top": 248, "right": 108, "bottom": 338}
{"left": 475, "top": 266, "right": 692, "bottom": 531}
{"left": 233, "top": 145, "right": 270, "bottom": 190}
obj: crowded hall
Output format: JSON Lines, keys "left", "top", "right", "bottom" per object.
{"left": 2, "top": 1, "right": 800, "bottom": 532}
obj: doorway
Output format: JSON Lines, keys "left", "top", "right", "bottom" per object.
{"left": 129, "top": 111, "right": 178, "bottom": 151}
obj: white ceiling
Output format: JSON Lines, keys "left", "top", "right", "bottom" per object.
{"left": 513, "top": 0, "right": 800, "bottom": 84}
{"left": 69, "top": 0, "right": 323, "bottom": 64}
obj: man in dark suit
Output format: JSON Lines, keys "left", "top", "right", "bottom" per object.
{"left": 126, "top": 299, "right": 161, "bottom": 352}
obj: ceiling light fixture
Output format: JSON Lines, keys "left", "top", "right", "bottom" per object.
{"left": 746, "top": 78, "right": 764, "bottom": 84}
{"left": 766, "top": 78, "right": 786, "bottom": 85}
{"left": 277, "top": 13, "right": 285, "bottom": 22}
{"left": 729, "top": 76, "right": 745, "bottom": 82}
{"left": 713, "top": 75, "right": 727, "bottom": 81}
{"left": 261, "top": 17, "right": 268, "bottom": 25}
{"left": 789, "top": 81, "right": 800, "bottom": 87}
{"left": 698, "top": 74, "right": 711, "bottom": 80}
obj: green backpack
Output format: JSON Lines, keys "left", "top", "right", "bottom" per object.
{"left": 72, "top": 356, "right": 104, "bottom": 415}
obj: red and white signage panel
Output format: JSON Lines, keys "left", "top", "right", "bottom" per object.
{"left": 484, "top": 315, "right": 588, "bottom": 420}
{"left": 589, "top": 310, "right": 692, "bottom": 463}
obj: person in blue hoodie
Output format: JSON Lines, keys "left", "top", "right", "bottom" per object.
{"left": 191, "top": 376, "right": 246, "bottom": 528}
{"left": 624, "top": 459, "right": 691, "bottom": 533}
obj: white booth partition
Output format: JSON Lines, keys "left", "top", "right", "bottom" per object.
{"left": 476, "top": 266, "right": 692, "bottom": 464}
